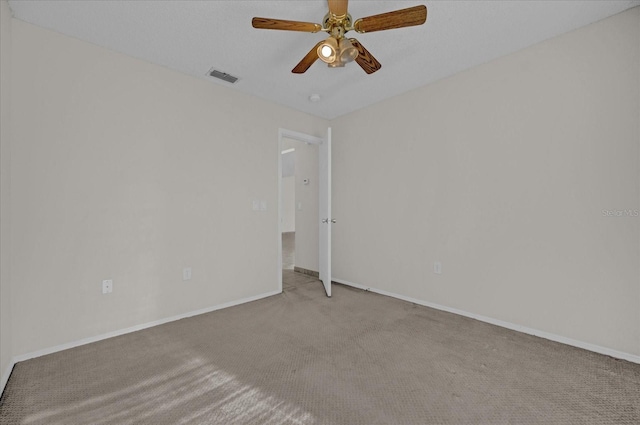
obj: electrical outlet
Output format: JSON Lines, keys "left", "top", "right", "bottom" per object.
{"left": 183, "top": 267, "right": 192, "bottom": 281}
{"left": 434, "top": 262, "right": 442, "bottom": 274}
{"left": 252, "top": 200, "right": 260, "bottom": 211}
{"left": 102, "top": 279, "right": 113, "bottom": 294}
{"left": 260, "top": 200, "right": 267, "bottom": 211}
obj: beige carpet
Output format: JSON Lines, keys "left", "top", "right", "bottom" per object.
{"left": 1, "top": 271, "right": 639, "bottom": 424}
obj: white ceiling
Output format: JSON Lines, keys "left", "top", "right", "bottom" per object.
{"left": 8, "top": 0, "right": 640, "bottom": 119}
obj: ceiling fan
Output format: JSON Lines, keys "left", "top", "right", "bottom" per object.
{"left": 252, "top": 0, "right": 427, "bottom": 74}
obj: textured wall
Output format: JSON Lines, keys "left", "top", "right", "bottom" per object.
{"left": 9, "top": 19, "right": 327, "bottom": 356}
{"left": 292, "top": 140, "right": 320, "bottom": 273}
{"left": 282, "top": 175, "right": 295, "bottom": 233}
{"left": 331, "top": 8, "right": 640, "bottom": 356}
{"left": 1, "top": 0, "right": 14, "bottom": 388}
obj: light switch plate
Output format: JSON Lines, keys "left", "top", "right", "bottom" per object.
{"left": 183, "top": 267, "right": 192, "bottom": 281}
{"left": 102, "top": 279, "right": 113, "bottom": 294}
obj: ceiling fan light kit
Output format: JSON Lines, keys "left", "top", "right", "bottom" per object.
{"left": 317, "top": 36, "right": 339, "bottom": 64}
{"left": 338, "top": 38, "right": 358, "bottom": 63}
{"left": 252, "top": 0, "right": 427, "bottom": 74}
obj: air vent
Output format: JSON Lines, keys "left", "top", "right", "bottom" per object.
{"left": 207, "top": 69, "right": 238, "bottom": 84}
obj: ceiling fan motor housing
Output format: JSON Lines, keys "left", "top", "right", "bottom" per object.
{"left": 322, "top": 13, "right": 352, "bottom": 33}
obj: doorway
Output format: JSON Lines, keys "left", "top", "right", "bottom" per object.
{"left": 277, "top": 128, "right": 329, "bottom": 295}
{"left": 281, "top": 145, "right": 296, "bottom": 271}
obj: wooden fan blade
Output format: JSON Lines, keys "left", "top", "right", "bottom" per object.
{"left": 328, "top": 0, "right": 348, "bottom": 17}
{"left": 349, "top": 38, "right": 381, "bottom": 74}
{"left": 252, "top": 17, "right": 322, "bottom": 33}
{"left": 292, "top": 42, "right": 323, "bottom": 74}
{"left": 353, "top": 5, "right": 427, "bottom": 33}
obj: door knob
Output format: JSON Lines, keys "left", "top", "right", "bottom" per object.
{"left": 322, "top": 218, "right": 329, "bottom": 223}
{"left": 331, "top": 219, "right": 337, "bottom": 223}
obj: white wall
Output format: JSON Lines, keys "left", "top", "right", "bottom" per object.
{"left": 281, "top": 150, "right": 295, "bottom": 179}
{"left": 281, "top": 175, "right": 295, "bottom": 233}
{"left": 279, "top": 137, "right": 319, "bottom": 271}
{"left": 1, "top": 0, "right": 14, "bottom": 388}
{"left": 332, "top": 8, "right": 640, "bottom": 357}
{"left": 9, "top": 19, "right": 327, "bottom": 357}
{"left": 288, "top": 139, "right": 319, "bottom": 273}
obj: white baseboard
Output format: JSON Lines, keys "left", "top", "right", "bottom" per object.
{"left": 0, "top": 361, "right": 14, "bottom": 398}
{"left": 1, "top": 289, "right": 281, "bottom": 395}
{"left": 3, "top": 281, "right": 638, "bottom": 397}
{"left": 333, "top": 278, "right": 640, "bottom": 364}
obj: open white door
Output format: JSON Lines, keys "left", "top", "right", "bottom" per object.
{"left": 319, "top": 127, "right": 332, "bottom": 297}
